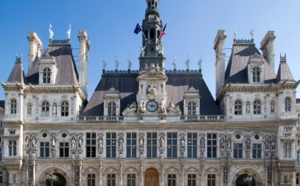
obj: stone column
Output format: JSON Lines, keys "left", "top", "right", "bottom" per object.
{"left": 119, "top": 160, "right": 124, "bottom": 186}
{"left": 140, "top": 160, "right": 144, "bottom": 186}
{"left": 32, "top": 158, "right": 36, "bottom": 186}
{"left": 160, "top": 159, "right": 164, "bottom": 186}
{"left": 99, "top": 159, "right": 103, "bottom": 186}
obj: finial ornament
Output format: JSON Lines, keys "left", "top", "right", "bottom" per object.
{"left": 128, "top": 59, "right": 132, "bottom": 70}
{"left": 198, "top": 58, "right": 202, "bottom": 70}
{"left": 67, "top": 24, "right": 71, "bottom": 39}
{"left": 115, "top": 56, "right": 119, "bottom": 70}
{"left": 185, "top": 55, "right": 190, "bottom": 70}
{"left": 102, "top": 56, "right": 107, "bottom": 70}
{"left": 233, "top": 30, "right": 237, "bottom": 39}
{"left": 250, "top": 29, "right": 254, "bottom": 39}
{"left": 172, "top": 58, "right": 177, "bottom": 70}
{"left": 49, "top": 23, "right": 54, "bottom": 40}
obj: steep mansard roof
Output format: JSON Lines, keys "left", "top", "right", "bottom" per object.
{"left": 7, "top": 58, "right": 25, "bottom": 83}
{"left": 225, "top": 41, "right": 277, "bottom": 84}
{"left": 26, "top": 41, "right": 79, "bottom": 85}
{"left": 276, "top": 59, "right": 294, "bottom": 82}
{"left": 83, "top": 71, "right": 221, "bottom": 116}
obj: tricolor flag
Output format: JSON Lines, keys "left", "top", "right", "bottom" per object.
{"left": 160, "top": 23, "right": 167, "bottom": 38}
{"left": 134, "top": 23, "right": 142, "bottom": 34}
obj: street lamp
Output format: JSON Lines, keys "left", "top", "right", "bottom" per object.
{"left": 243, "top": 172, "right": 253, "bottom": 186}
{"left": 46, "top": 171, "right": 59, "bottom": 186}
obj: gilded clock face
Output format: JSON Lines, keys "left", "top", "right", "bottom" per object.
{"left": 146, "top": 101, "right": 158, "bottom": 112}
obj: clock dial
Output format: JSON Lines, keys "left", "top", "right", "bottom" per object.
{"left": 146, "top": 101, "right": 158, "bottom": 112}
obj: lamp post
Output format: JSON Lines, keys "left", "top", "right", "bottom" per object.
{"left": 46, "top": 171, "right": 59, "bottom": 186}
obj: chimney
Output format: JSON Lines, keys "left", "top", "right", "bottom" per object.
{"left": 78, "top": 30, "right": 91, "bottom": 98}
{"left": 260, "top": 31, "right": 276, "bottom": 72}
{"left": 27, "top": 31, "right": 43, "bottom": 72}
{"left": 214, "top": 30, "right": 226, "bottom": 98}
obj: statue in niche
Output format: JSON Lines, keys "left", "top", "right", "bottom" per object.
{"left": 147, "top": 85, "right": 157, "bottom": 98}
{"left": 51, "top": 136, "right": 56, "bottom": 147}
{"left": 264, "top": 138, "right": 270, "bottom": 150}
{"left": 271, "top": 138, "right": 276, "bottom": 150}
{"left": 139, "top": 137, "right": 144, "bottom": 148}
{"left": 226, "top": 137, "right": 231, "bottom": 149}
{"left": 245, "top": 138, "right": 251, "bottom": 149}
{"left": 180, "top": 137, "right": 185, "bottom": 148}
{"left": 220, "top": 137, "right": 225, "bottom": 149}
{"left": 159, "top": 136, "right": 165, "bottom": 148}
{"left": 200, "top": 137, "right": 205, "bottom": 148}
{"left": 119, "top": 137, "right": 124, "bottom": 149}
{"left": 246, "top": 101, "right": 250, "bottom": 114}
{"left": 98, "top": 137, "right": 104, "bottom": 148}
{"left": 71, "top": 137, "right": 76, "bottom": 149}
{"left": 78, "top": 137, "right": 83, "bottom": 148}
{"left": 31, "top": 137, "right": 37, "bottom": 148}
{"left": 25, "top": 137, "right": 30, "bottom": 149}
{"left": 52, "top": 103, "right": 57, "bottom": 116}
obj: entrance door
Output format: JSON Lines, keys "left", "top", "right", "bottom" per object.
{"left": 145, "top": 168, "right": 159, "bottom": 186}
{"left": 236, "top": 174, "right": 256, "bottom": 186}
{"left": 46, "top": 172, "right": 67, "bottom": 186}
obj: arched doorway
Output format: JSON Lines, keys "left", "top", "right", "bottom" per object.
{"left": 46, "top": 172, "right": 66, "bottom": 186}
{"left": 145, "top": 168, "right": 159, "bottom": 186}
{"left": 236, "top": 173, "right": 256, "bottom": 186}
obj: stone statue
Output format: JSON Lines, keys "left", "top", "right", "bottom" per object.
{"left": 78, "top": 137, "right": 83, "bottom": 148}
{"left": 180, "top": 137, "right": 185, "bottom": 148}
{"left": 220, "top": 137, "right": 225, "bottom": 149}
{"left": 141, "top": 45, "right": 146, "bottom": 56}
{"left": 172, "top": 59, "right": 177, "bottom": 70}
{"left": 98, "top": 137, "right": 104, "bottom": 148}
{"left": 246, "top": 101, "right": 250, "bottom": 114}
{"left": 25, "top": 137, "right": 30, "bottom": 149}
{"left": 200, "top": 137, "right": 205, "bottom": 148}
{"left": 147, "top": 85, "right": 157, "bottom": 98}
{"left": 52, "top": 103, "right": 57, "bottom": 116}
{"left": 102, "top": 58, "right": 107, "bottom": 70}
{"left": 226, "top": 137, "right": 231, "bottom": 149}
{"left": 49, "top": 23, "right": 54, "bottom": 40}
{"left": 271, "top": 138, "right": 276, "bottom": 150}
{"left": 138, "top": 100, "right": 146, "bottom": 114}
{"left": 67, "top": 24, "right": 71, "bottom": 39}
{"left": 139, "top": 137, "right": 144, "bottom": 148}
{"left": 233, "top": 30, "right": 237, "bottom": 39}
{"left": 71, "top": 137, "right": 76, "bottom": 149}
{"left": 185, "top": 56, "right": 190, "bottom": 70}
{"left": 51, "top": 136, "right": 56, "bottom": 147}
{"left": 197, "top": 58, "right": 202, "bottom": 70}
{"left": 264, "top": 138, "right": 270, "bottom": 150}
{"left": 31, "top": 137, "right": 36, "bottom": 148}
{"left": 122, "top": 102, "right": 137, "bottom": 115}
{"left": 159, "top": 136, "right": 165, "bottom": 148}
{"left": 245, "top": 138, "right": 251, "bottom": 149}
{"left": 115, "top": 58, "right": 119, "bottom": 70}
{"left": 128, "top": 59, "right": 132, "bottom": 70}
{"left": 119, "top": 138, "right": 124, "bottom": 149}
{"left": 158, "top": 99, "right": 167, "bottom": 114}
{"left": 250, "top": 29, "right": 254, "bottom": 39}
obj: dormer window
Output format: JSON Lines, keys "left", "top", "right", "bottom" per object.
{"left": 43, "top": 67, "right": 51, "bottom": 83}
{"left": 252, "top": 67, "right": 260, "bottom": 82}
{"left": 253, "top": 100, "right": 261, "bottom": 115}
{"left": 61, "top": 101, "right": 69, "bottom": 116}
{"left": 285, "top": 97, "right": 291, "bottom": 112}
{"left": 10, "top": 99, "right": 17, "bottom": 114}
{"left": 108, "top": 102, "right": 117, "bottom": 117}
{"left": 234, "top": 100, "right": 242, "bottom": 115}
{"left": 41, "top": 101, "right": 49, "bottom": 116}
{"left": 187, "top": 101, "right": 196, "bottom": 116}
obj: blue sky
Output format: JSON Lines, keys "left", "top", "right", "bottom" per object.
{"left": 0, "top": 1, "right": 300, "bottom": 100}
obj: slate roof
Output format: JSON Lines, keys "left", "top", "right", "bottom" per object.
{"left": 7, "top": 58, "right": 25, "bottom": 83}
{"left": 276, "top": 60, "right": 294, "bottom": 82}
{"left": 225, "top": 42, "right": 276, "bottom": 84}
{"left": 83, "top": 71, "right": 221, "bottom": 116}
{"left": 26, "top": 41, "right": 79, "bottom": 85}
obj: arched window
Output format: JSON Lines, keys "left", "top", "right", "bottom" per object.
{"left": 285, "top": 97, "right": 291, "bottom": 112}
{"left": 253, "top": 100, "right": 261, "bottom": 115}
{"left": 61, "top": 101, "right": 69, "bottom": 116}
{"left": 234, "top": 100, "right": 242, "bottom": 115}
{"left": 41, "top": 101, "right": 49, "bottom": 116}
{"left": 10, "top": 99, "right": 17, "bottom": 114}
{"left": 150, "top": 29, "right": 155, "bottom": 39}
{"left": 108, "top": 102, "right": 117, "bottom": 117}
{"left": 27, "top": 103, "right": 32, "bottom": 116}
{"left": 252, "top": 67, "right": 260, "bottom": 82}
{"left": 43, "top": 68, "right": 51, "bottom": 83}
{"left": 188, "top": 101, "right": 197, "bottom": 116}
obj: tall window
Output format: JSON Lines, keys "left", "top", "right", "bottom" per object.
{"left": 207, "top": 133, "right": 217, "bottom": 158}
{"left": 207, "top": 174, "right": 216, "bottom": 186}
{"left": 187, "top": 174, "right": 196, "bottom": 186}
{"left": 87, "top": 174, "right": 95, "bottom": 186}
{"left": 252, "top": 144, "right": 262, "bottom": 159}
{"left": 27, "top": 103, "right": 32, "bottom": 115}
{"left": 297, "top": 151, "right": 300, "bottom": 163}
{"left": 86, "top": 133, "right": 96, "bottom": 157}
{"left": 0, "top": 147, "right": 2, "bottom": 161}
{"left": 234, "top": 100, "right": 242, "bottom": 115}
{"left": 233, "top": 143, "right": 243, "bottom": 158}
{"left": 43, "top": 67, "right": 51, "bottom": 83}
{"left": 107, "top": 102, "right": 117, "bottom": 118}
{"left": 10, "top": 99, "right": 17, "bottom": 114}
{"left": 126, "top": 133, "right": 137, "bottom": 158}
{"left": 285, "top": 97, "right": 291, "bottom": 112}
{"left": 253, "top": 100, "right": 261, "bottom": 115}
{"left": 40, "top": 142, "right": 50, "bottom": 157}
{"left": 252, "top": 67, "right": 260, "bottom": 82}
{"left": 8, "top": 140, "right": 17, "bottom": 156}
{"left": 106, "top": 133, "right": 117, "bottom": 158}
{"left": 167, "top": 174, "right": 176, "bottom": 186}
{"left": 187, "top": 133, "right": 197, "bottom": 158}
{"left": 147, "top": 132, "right": 157, "bottom": 158}
{"left": 167, "top": 133, "right": 177, "bottom": 158}
{"left": 188, "top": 102, "right": 197, "bottom": 116}
{"left": 61, "top": 101, "right": 69, "bottom": 116}
{"left": 0, "top": 171, "right": 2, "bottom": 183}
{"left": 107, "top": 174, "right": 116, "bottom": 186}
{"left": 41, "top": 101, "right": 49, "bottom": 116}
{"left": 59, "top": 142, "right": 69, "bottom": 157}
{"left": 127, "top": 174, "right": 136, "bottom": 186}
{"left": 285, "top": 143, "right": 292, "bottom": 158}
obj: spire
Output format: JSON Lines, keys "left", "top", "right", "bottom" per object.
{"left": 276, "top": 54, "right": 294, "bottom": 82}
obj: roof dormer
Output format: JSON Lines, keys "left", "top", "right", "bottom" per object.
{"left": 39, "top": 54, "right": 57, "bottom": 85}
{"left": 247, "top": 53, "right": 264, "bottom": 84}
{"left": 103, "top": 87, "right": 121, "bottom": 119}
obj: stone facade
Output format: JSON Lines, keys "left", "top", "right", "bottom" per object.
{"left": 1, "top": 0, "right": 299, "bottom": 186}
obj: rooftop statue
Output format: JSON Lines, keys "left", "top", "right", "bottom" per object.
{"left": 49, "top": 23, "right": 54, "bottom": 40}
{"left": 67, "top": 24, "right": 71, "bottom": 39}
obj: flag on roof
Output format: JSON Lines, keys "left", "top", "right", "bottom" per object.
{"left": 134, "top": 23, "right": 142, "bottom": 34}
{"left": 160, "top": 23, "right": 167, "bottom": 38}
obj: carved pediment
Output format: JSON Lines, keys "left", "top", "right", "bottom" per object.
{"left": 137, "top": 63, "right": 167, "bottom": 81}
